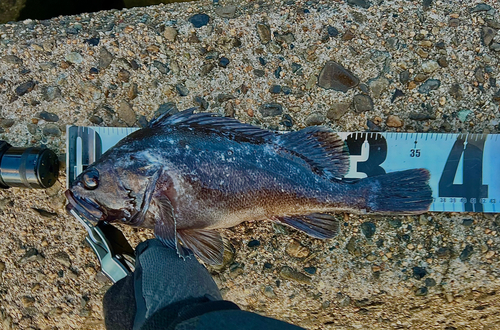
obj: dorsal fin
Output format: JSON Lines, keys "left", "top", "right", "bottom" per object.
{"left": 149, "top": 108, "right": 276, "bottom": 143}
{"left": 277, "top": 126, "right": 349, "bottom": 179}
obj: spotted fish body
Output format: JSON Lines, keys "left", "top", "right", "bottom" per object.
{"left": 66, "top": 109, "right": 432, "bottom": 264}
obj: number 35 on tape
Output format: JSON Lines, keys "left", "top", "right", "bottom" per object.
{"left": 338, "top": 133, "right": 500, "bottom": 213}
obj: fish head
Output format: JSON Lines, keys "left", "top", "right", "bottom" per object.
{"left": 65, "top": 155, "right": 151, "bottom": 224}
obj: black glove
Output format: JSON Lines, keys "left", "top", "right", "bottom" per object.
{"left": 103, "top": 239, "right": 305, "bottom": 330}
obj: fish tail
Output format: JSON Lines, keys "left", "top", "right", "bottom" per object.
{"left": 359, "top": 169, "right": 432, "bottom": 214}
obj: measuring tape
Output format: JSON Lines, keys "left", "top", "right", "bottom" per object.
{"left": 66, "top": 126, "right": 500, "bottom": 213}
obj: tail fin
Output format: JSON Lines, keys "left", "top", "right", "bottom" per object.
{"left": 362, "top": 169, "right": 432, "bottom": 214}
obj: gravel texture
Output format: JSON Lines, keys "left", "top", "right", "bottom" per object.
{"left": 0, "top": 0, "right": 500, "bottom": 329}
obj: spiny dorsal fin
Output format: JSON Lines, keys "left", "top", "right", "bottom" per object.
{"left": 277, "top": 126, "right": 349, "bottom": 179}
{"left": 177, "top": 229, "right": 224, "bottom": 265}
{"left": 149, "top": 108, "right": 276, "bottom": 143}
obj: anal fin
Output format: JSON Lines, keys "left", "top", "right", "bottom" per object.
{"left": 276, "top": 213, "right": 340, "bottom": 239}
{"left": 177, "top": 229, "right": 224, "bottom": 265}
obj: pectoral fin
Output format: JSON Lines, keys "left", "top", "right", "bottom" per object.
{"left": 153, "top": 195, "right": 191, "bottom": 258}
{"left": 177, "top": 229, "right": 224, "bottom": 265}
{"left": 275, "top": 213, "right": 340, "bottom": 239}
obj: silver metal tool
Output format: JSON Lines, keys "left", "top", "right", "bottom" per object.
{"left": 67, "top": 205, "right": 135, "bottom": 283}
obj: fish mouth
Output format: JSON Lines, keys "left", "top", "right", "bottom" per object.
{"left": 65, "top": 189, "right": 106, "bottom": 221}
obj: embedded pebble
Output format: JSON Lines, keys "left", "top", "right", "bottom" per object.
{"left": 391, "top": 89, "right": 405, "bottom": 103}
{"left": 304, "top": 267, "right": 317, "bottom": 275}
{"left": 347, "top": 0, "right": 371, "bottom": 9}
{"left": 65, "top": 52, "right": 83, "bottom": 64}
{"left": 460, "top": 245, "right": 474, "bottom": 261}
{"left": 413, "top": 266, "right": 428, "bottom": 280}
{"left": 327, "top": 103, "right": 350, "bottom": 120}
{"left": 15, "top": 81, "right": 35, "bottom": 96}
{"left": 399, "top": 70, "right": 410, "bottom": 85}
{"left": 176, "top": 84, "right": 189, "bottom": 96}
{"left": 219, "top": 57, "right": 230, "bottom": 68}
{"left": 317, "top": 61, "right": 359, "bottom": 92}
{"left": 153, "top": 60, "right": 169, "bottom": 74}
{"left": 41, "top": 86, "right": 61, "bottom": 101}
{"left": 247, "top": 239, "right": 260, "bottom": 248}
{"left": 457, "top": 109, "right": 472, "bottom": 122}
{"left": 216, "top": 94, "right": 235, "bottom": 103}
{"left": 360, "top": 222, "right": 376, "bottom": 239}
{"left": 2, "top": 55, "right": 23, "bottom": 65}
{"left": 305, "top": 112, "right": 325, "bottom": 126}
{"left": 481, "top": 26, "right": 497, "bottom": 46}
{"left": 274, "top": 32, "right": 295, "bottom": 44}
{"left": 368, "top": 76, "right": 389, "bottom": 98}
{"left": 421, "top": 60, "right": 440, "bottom": 74}
{"left": 449, "top": 83, "right": 462, "bottom": 99}
{"left": 118, "top": 100, "right": 137, "bottom": 126}
{"left": 43, "top": 124, "right": 61, "bottom": 137}
{"left": 0, "top": 119, "right": 14, "bottom": 128}
{"left": 189, "top": 14, "right": 210, "bottom": 28}
{"left": 21, "top": 296, "right": 35, "bottom": 308}
{"left": 415, "top": 287, "right": 428, "bottom": 296}
{"left": 118, "top": 68, "right": 130, "bottom": 82}
{"left": 215, "top": 5, "right": 237, "bottom": 19}
{"left": 437, "top": 56, "right": 449, "bottom": 67}
{"left": 491, "top": 42, "right": 500, "bottom": 51}
{"left": 279, "top": 266, "right": 311, "bottom": 284}
{"left": 471, "top": 3, "right": 492, "bottom": 12}
{"left": 269, "top": 85, "right": 281, "bottom": 94}
{"left": 353, "top": 94, "right": 374, "bottom": 113}
{"left": 259, "top": 103, "right": 283, "bottom": 117}
{"left": 279, "top": 114, "right": 293, "bottom": 127}
{"left": 163, "top": 27, "right": 178, "bottom": 41}
{"left": 425, "top": 278, "right": 437, "bottom": 287}
{"left": 327, "top": 26, "right": 339, "bottom": 37}
{"left": 418, "top": 79, "right": 441, "bottom": 94}
{"left": 19, "top": 248, "right": 44, "bottom": 264}
{"left": 263, "top": 285, "right": 277, "bottom": 298}
{"left": 53, "top": 251, "right": 71, "bottom": 268}
{"left": 84, "top": 37, "right": 99, "bottom": 46}
{"left": 256, "top": 23, "right": 272, "bottom": 44}
{"left": 39, "top": 111, "right": 59, "bottom": 122}
{"left": 386, "top": 115, "right": 403, "bottom": 127}
{"left": 99, "top": 47, "right": 114, "bottom": 69}
{"left": 286, "top": 240, "right": 310, "bottom": 258}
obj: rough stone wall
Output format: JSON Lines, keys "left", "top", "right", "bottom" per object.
{"left": 0, "top": 0, "right": 499, "bottom": 329}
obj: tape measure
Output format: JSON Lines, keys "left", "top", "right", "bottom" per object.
{"left": 66, "top": 126, "right": 500, "bottom": 213}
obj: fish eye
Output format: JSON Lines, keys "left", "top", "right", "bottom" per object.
{"left": 82, "top": 168, "right": 99, "bottom": 190}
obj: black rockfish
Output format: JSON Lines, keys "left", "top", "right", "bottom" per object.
{"left": 65, "top": 109, "right": 432, "bottom": 264}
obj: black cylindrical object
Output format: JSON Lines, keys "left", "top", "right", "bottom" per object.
{"left": 0, "top": 141, "right": 59, "bottom": 189}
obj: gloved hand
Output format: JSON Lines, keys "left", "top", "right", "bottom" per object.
{"left": 103, "top": 238, "right": 227, "bottom": 330}
{"left": 103, "top": 238, "right": 305, "bottom": 330}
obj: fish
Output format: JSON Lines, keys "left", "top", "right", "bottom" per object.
{"left": 65, "top": 108, "right": 432, "bottom": 264}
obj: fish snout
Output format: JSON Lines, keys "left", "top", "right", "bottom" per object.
{"left": 65, "top": 189, "right": 106, "bottom": 221}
